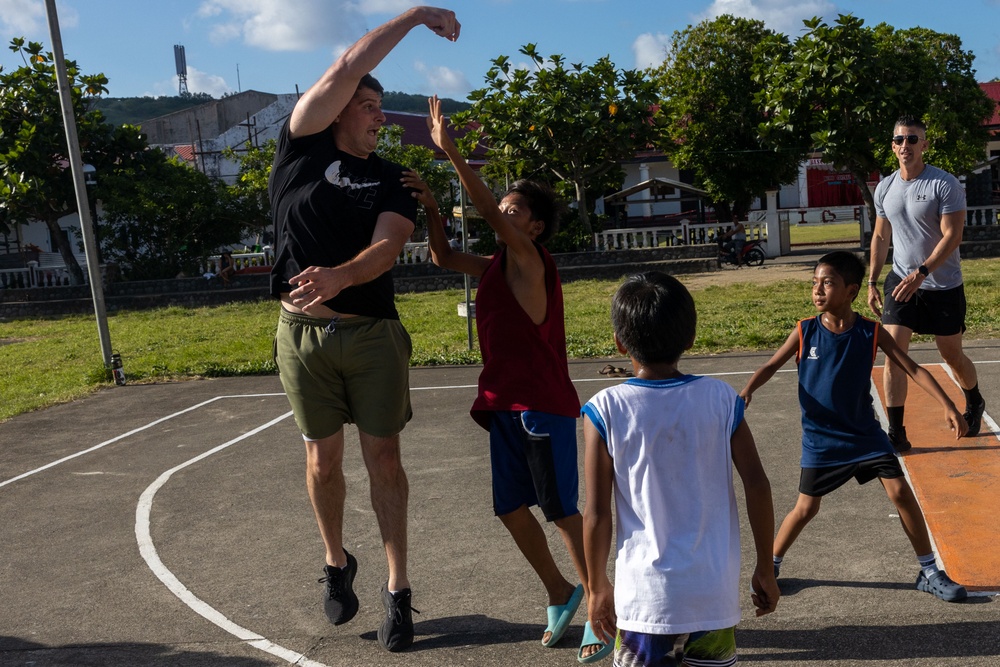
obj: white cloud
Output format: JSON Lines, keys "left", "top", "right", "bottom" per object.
{"left": 196, "top": 0, "right": 367, "bottom": 52}
{"left": 186, "top": 66, "right": 234, "bottom": 96}
{"left": 0, "top": 0, "right": 46, "bottom": 35}
{"left": 146, "top": 65, "right": 233, "bottom": 98}
{"left": 0, "top": 0, "right": 77, "bottom": 37}
{"left": 632, "top": 32, "right": 671, "bottom": 70}
{"left": 699, "top": 0, "right": 836, "bottom": 36}
{"left": 413, "top": 61, "right": 470, "bottom": 96}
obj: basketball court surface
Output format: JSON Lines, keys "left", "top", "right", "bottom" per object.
{"left": 1, "top": 342, "right": 998, "bottom": 666}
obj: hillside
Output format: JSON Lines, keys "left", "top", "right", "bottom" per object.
{"left": 91, "top": 91, "right": 470, "bottom": 126}
{"left": 91, "top": 93, "right": 215, "bottom": 126}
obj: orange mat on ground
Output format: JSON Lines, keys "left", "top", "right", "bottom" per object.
{"left": 873, "top": 364, "right": 999, "bottom": 592}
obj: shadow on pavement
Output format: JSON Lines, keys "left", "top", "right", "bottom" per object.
{"left": 0, "top": 636, "right": 276, "bottom": 666}
{"left": 358, "top": 614, "right": 546, "bottom": 651}
{"left": 740, "top": 619, "right": 1000, "bottom": 662}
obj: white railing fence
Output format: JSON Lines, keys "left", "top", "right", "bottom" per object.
{"left": 0, "top": 252, "right": 104, "bottom": 289}
{"left": 967, "top": 205, "right": 1000, "bottom": 227}
{"left": 594, "top": 220, "right": 766, "bottom": 251}
{"left": 203, "top": 248, "right": 275, "bottom": 274}
{"left": 397, "top": 242, "right": 429, "bottom": 265}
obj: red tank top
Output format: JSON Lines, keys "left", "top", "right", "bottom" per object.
{"left": 470, "top": 245, "right": 581, "bottom": 429}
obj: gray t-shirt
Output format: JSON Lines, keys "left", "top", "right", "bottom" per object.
{"left": 873, "top": 165, "right": 965, "bottom": 290}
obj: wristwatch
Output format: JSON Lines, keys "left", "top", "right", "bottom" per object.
{"left": 918, "top": 264, "right": 929, "bottom": 277}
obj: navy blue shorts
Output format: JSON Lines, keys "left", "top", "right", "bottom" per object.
{"left": 488, "top": 410, "right": 580, "bottom": 521}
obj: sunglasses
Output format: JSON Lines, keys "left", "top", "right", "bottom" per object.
{"left": 892, "top": 134, "right": 922, "bottom": 146}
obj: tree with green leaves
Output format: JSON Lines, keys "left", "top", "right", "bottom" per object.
{"left": 453, "top": 44, "right": 659, "bottom": 236}
{"left": 651, "top": 15, "right": 800, "bottom": 222}
{"left": 98, "top": 150, "right": 249, "bottom": 280}
{"left": 223, "top": 138, "right": 276, "bottom": 238}
{"left": 755, "top": 15, "right": 993, "bottom": 223}
{"left": 0, "top": 38, "right": 111, "bottom": 283}
{"left": 375, "top": 124, "right": 456, "bottom": 232}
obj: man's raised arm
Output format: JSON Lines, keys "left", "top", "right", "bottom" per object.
{"left": 290, "top": 7, "right": 460, "bottom": 138}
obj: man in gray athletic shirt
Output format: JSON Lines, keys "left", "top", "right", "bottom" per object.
{"left": 868, "top": 115, "right": 984, "bottom": 451}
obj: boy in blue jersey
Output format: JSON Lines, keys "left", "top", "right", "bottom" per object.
{"left": 741, "top": 251, "right": 968, "bottom": 602}
{"left": 583, "top": 272, "right": 779, "bottom": 667}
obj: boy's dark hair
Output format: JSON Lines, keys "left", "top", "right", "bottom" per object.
{"left": 817, "top": 251, "right": 865, "bottom": 293}
{"left": 612, "top": 271, "right": 696, "bottom": 366}
{"left": 358, "top": 73, "right": 384, "bottom": 97}
{"left": 894, "top": 114, "right": 925, "bottom": 131}
{"left": 505, "top": 180, "right": 561, "bottom": 243}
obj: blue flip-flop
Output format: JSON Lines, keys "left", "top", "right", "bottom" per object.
{"left": 578, "top": 620, "right": 614, "bottom": 663}
{"left": 541, "top": 584, "right": 584, "bottom": 647}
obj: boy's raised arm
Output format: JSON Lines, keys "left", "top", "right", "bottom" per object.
{"left": 583, "top": 417, "right": 617, "bottom": 642}
{"left": 878, "top": 333, "right": 968, "bottom": 438}
{"left": 425, "top": 96, "right": 539, "bottom": 261}
{"left": 741, "top": 328, "right": 799, "bottom": 406}
{"left": 730, "top": 420, "right": 779, "bottom": 616}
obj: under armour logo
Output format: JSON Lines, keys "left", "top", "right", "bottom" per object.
{"left": 915, "top": 194, "right": 928, "bottom": 201}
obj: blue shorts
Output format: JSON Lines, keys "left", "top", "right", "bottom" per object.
{"left": 488, "top": 410, "right": 580, "bottom": 521}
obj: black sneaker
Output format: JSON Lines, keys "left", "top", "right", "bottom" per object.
{"left": 888, "top": 427, "right": 911, "bottom": 453}
{"left": 963, "top": 398, "right": 986, "bottom": 437}
{"left": 318, "top": 550, "right": 359, "bottom": 626}
{"left": 378, "top": 584, "right": 419, "bottom": 652}
{"left": 916, "top": 570, "right": 967, "bottom": 602}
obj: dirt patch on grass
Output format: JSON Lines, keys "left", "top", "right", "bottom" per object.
{"left": 678, "top": 261, "right": 816, "bottom": 291}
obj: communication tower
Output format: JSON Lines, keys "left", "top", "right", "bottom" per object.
{"left": 174, "top": 44, "right": 188, "bottom": 96}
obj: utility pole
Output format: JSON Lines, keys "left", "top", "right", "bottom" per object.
{"left": 44, "top": 0, "right": 114, "bottom": 370}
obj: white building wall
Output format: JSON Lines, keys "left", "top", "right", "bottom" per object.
{"left": 619, "top": 160, "right": 688, "bottom": 218}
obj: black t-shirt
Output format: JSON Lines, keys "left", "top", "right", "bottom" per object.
{"left": 268, "top": 121, "right": 417, "bottom": 319}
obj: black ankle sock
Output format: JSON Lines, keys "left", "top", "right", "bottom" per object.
{"left": 962, "top": 384, "right": 983, "bottom": 407}
{"left": 887, "top": 406, "right": 905, "bottom": 433}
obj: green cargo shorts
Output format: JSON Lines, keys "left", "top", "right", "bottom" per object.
{"left": 274, "top": 308, "right": 412, "bottom": 440}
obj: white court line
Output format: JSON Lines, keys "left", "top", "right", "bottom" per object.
{"left": 134, "top": 410, "right": 334, "bottom": 667}
{"left": 8, "top": 358, "right": 997, "bottom": 488}
{"left": 7, "top": 358, "right": 999, "bottom": 663}
{"left": 870, "top": 364, "right": 998, "bottom": 597}
{"left": 0, "top": 394, "right": 277, "bottom": 489}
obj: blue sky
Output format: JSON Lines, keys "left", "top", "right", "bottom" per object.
{"left": 2, "top": 0, "right": 999, "bottom": 101}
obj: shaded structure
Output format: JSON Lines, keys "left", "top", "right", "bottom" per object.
{"left": 603, "top": 177, "right": 712, "bottom": 227}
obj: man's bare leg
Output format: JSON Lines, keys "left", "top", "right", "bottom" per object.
{"left": 305, "top": 430, "right": 348, "bottom": 567}
{"left": 360, "top": 431, "right": 410, "bottom": 591}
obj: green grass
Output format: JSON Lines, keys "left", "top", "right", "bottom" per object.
{"left": 788, "top": 222, "right": 861, "bottom": 245}
{"left": 2, "top": 257, "right": 999, "bottom": 421}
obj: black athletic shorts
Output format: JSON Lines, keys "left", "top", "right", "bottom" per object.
{"left": 799, "top": 455, "right": 904, "bottom": 497}
{"left": 882, "top": 270, "right": 967, "bottom": 336}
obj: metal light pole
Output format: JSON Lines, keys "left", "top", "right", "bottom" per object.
{"left": 460, "top": 183, "right": 474, "bottom": 351}
{"left": 44, "top": 0, "right": 114, "bottom": 369}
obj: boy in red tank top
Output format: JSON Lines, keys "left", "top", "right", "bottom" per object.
{"left": 400, "top": 96, "right": 610, "bottom": 662}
